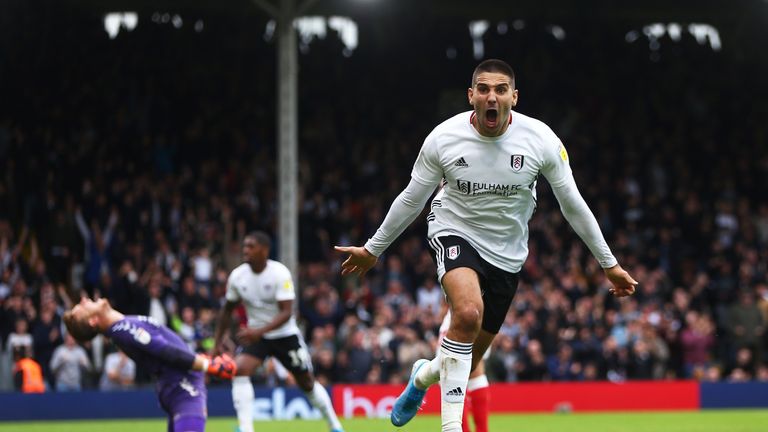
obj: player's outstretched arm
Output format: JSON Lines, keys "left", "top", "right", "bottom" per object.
{"left": 334, "top": 246, "right": 378, "bottom": 278}
{"left": 336, "top": 177, "right": 438, "bottom": 278}
{"left": 604, "top": 264, "right": 638, "bottom": 297}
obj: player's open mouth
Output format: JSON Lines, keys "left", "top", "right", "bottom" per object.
{"left": 485, "top": 108, "right": 498, "bottom": 128}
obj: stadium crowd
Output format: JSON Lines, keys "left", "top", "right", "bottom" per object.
{"left": 1, "top": 11, "right": 767, "bottom": 392}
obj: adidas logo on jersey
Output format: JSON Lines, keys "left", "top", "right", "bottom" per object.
{"left": 454, "top": 157, "right": 469, "bottom": 167}
{"left": 446, "top": 387, "right": 464, "bottom": 396}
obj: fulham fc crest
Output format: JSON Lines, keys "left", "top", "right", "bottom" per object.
{"left": 447, "top": 245, "right": 460, "bottom": 260}
{"left": 511, "top": 154, "right": 525, "bottom": 172}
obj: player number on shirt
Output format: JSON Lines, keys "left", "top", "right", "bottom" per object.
{"left": 288, "top": 347, "right": 310, "bottom": 368}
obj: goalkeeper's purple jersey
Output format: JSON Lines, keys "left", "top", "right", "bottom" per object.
{"left": 106, "top": 316, "right": 206, "bottom": 412}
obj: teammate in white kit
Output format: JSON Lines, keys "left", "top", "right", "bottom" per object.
{"left": 335, "top": 59, "right": 637, "bottom": 432}
{"left": 213, "top": 231, "right": 343, "bottom": 432}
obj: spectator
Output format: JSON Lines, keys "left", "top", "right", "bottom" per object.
{"left": 628, "top": 340, "right": 655, "bottom": 379}
{"left": 757, "top": 283, "right": 768, "bottom": 325}
{"left": 75, "top": 207, "right": 118, "bottom": 295}
{"left": 730, "top": 347, "right": 756, "bottom": 378}
{"left": 680, "top": 311, "right": 715, "bottom": 377}
{"left": 382, "top": 280, "right": 413, "bottom": 316}
{"left": 341, "top": 329, "right": 373, "bottom": 383}
{"left": 13, "top": 346, "right": 45, "bottom": 393}
{"left": 641, "top": 324, "right": 670, "bottom": 379}
{"left": 177, "top": 277, "right": 203, "bottom": 313}
{"left": 547, "top": 344, "right": 581, "bottom": 381}
{"left": 395, "top": 327, "right": 432, "bottom": 380}
{"left": 312, "top": 348, "right": 337, "bottom": 386}
{"left": 725, "top": 291, "right": 764, "bottom": 358}
{"left": 701, "top": 365, "right": 723, "bottom": 382}
{"left": 517, "top": 340, "right": 549, "bottom": 381}
{"left": 756, "top": 364, "right": 768, "bottom": 382}
{"left": 6, "top": 318, "right": 33, "bottom": 357}
{"left": 196, "top": 308, "right": 216, "bottom": 352}
{"left": 415, "top": 276, "right": 443, "bottom": 316}
{"left": 727, "top": 368, "right": 751, "bottom": 382}
{"left": 174, "top": 306, "right": 199, "bottom": 351}
{"left": 50, "top": 332, "right": 91, "bottom": 391}
{"left": 486, "top": 334, "right": 519, "bottom": 382}
{"left": 145, "top": 277, "right": 169, "bottom": 327}
{"left": 301, "top": 288, "right": 344, "bottom": 338}
{"left": 191, "top": 247, "right": 213, "bottom": 288}
{"left": 31, "top": 307, "right": 63, "bottom": 386}
{"left": 99, "top": 348, "right": 136, "bottom": 391}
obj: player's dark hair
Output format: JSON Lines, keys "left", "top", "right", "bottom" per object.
{"left": 245, "top": 231, "right": 272, "bottom": 249}
{"left": 472, "top": 59, "right": 515, "bottom": 87}
{"left": 63, "top": 310, "right": 98, "bottom": 342}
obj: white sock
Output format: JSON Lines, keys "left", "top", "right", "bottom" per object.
{"left": 305, "top": 382, "right": 343, "bottom": 431}
{"left": 439, "top": 337, "right": 472, "bottom": 432}
{"left": 415, "top": 350, "right": 442, "bottom": 390}
{"left": 467, "top": 374, "right": 489, "bottom": 392}
{"left": 232, "top": 376, "right": 255, "bottom": 432}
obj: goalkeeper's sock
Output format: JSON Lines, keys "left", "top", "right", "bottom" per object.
{"left": 304, "top": 382, "right": 343, "bottom": 431}
{"left": 232, "top": 376, "right": 255, "bottom": 432}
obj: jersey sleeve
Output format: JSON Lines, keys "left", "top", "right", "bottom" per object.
{"left": 110, "top": 325, "right": 196, "bottom": 371}
{"left": 539, "top": 131, "right": 572, "bottom": 189}
{"left": 363, "top": 178, "right": 438, "bottom": 256}
{"left": 410, "top": 131, "right": 444, "bottom": 187}
{"left": 275, "top": 265, "right": 296, "bottom": 302}
{"left": 225, "top": 270, "right": 241, "bottom": 303}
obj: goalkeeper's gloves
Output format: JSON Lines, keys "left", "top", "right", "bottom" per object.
{"left": 204, "top": 354, "right": 237, "bottom": 380}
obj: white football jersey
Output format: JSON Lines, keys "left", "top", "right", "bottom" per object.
{"left": 225, "top": 260, "right": 300, "bottom": 339}
{"left": 413, "top": 110, "right": 572, "bottom": 273}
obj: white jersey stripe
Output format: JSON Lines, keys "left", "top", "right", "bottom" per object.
{"left": 430, "top": 237, "right": 449, "bottom": 281}
{"left": 428, "top": 238, "right": 439, "bottom": 264}
{"left": 435, "top": 237, "right": 446, "bottom": 266}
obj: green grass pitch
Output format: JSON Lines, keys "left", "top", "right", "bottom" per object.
{"left": 1, "top": 410, "right": 767, "bottom": 432}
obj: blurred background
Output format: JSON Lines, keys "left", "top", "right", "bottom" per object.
{"left": 0, "top": 0, "right": 767, "bottom": 395}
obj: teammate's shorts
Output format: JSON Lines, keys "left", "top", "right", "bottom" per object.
{"left": 238, "top": 334, "right": 312, "bottom": 375}
{"left": 427, "top": 235, "right": 519, "bottom": 334}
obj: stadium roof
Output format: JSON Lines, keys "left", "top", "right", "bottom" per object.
{"left": 68, "top": 0, "right": 762, "bottom": 26}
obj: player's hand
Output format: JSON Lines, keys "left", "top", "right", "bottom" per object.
{"left": 206, "top": 354, "right": 237, "bottom": 380}
{"left": 604, "top": 264, "right": 638, "bottom": 297}
{"left": 334, "top": 245, "right": 378, "bottom": 278}
{"left": 236, "top": 327, "right": 265, "bottom": 344}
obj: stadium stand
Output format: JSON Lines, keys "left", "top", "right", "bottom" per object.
{"left": 0, "top": 6, "right": 766, "bottom": 392}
